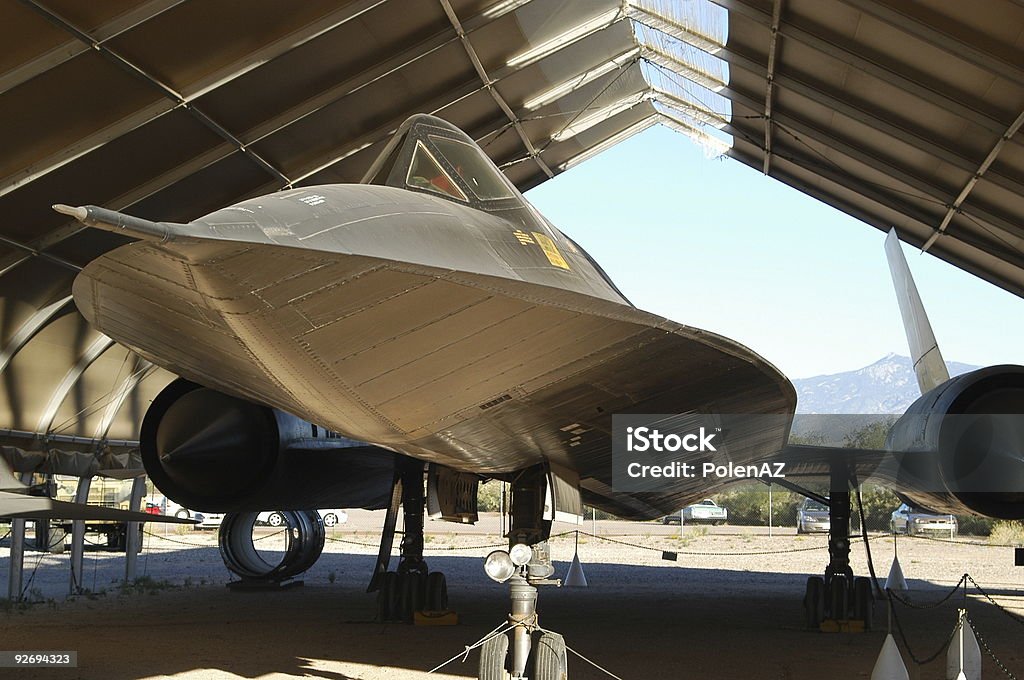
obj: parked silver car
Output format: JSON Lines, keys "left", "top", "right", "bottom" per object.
{"left": 890, "top": 503, "right": 957, "bottom": 536}
{"left": 796, "top": 498, "right": 830, "bottom": 534}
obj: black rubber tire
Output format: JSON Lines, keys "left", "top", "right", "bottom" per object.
{"left": 399, "top": 572, "right": 425, "bottom": 622}
{"left": 828, "top": 576, "right": 849, "bottom": 621}
{"left": 175, "top": 509, "right": 189, "bottom": 520}
{"left": 377, "top": 572, "right": 399, "bottom": 622}
{"left": 533, "top": 631, "right": 568, "bottom": 680}
{"left": 852, "top": 576, "right": 874, "bottom": 629}
{"left": 426, "top": 571, "right": 448, "bottom": 611}
{"left": 804, "top": 576, "right": 825, "bottom": 629}
{"left": 478, "top": 632, "right": 508, "bottom": 680}
{"left": 268, "top": 512, "right": 284, "bottom": 528}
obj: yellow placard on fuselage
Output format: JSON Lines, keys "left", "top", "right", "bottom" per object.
{"left": 531, "top": 232, "right": 570, "bottom": 270}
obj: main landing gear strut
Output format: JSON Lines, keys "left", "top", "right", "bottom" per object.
{"left": 479, "top": 467, "right": 567, "bottom": 680}
{"left": 803, "top": 463, "right": 874, "bottom": 632}
{"left": 369, "top": 457, "right": 447, "bottom": 622}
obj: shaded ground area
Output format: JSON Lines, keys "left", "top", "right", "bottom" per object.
{"left": 1, "top": 523, "right": 1022, "bottom": 679}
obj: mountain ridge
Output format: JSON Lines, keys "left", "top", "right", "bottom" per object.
{"left": 793, "top": 354, "right": 979, "bottom": 415}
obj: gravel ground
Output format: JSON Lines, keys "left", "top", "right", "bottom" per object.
{"left": 1, "top": 519, "right": 1021, "bottom": 680}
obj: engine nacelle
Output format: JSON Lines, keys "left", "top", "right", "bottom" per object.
{"left": 885, "top": 365, "right": 1024, "bottom": 518}
{"left": 140, "top": 379, "right": 397, "bottom": 512}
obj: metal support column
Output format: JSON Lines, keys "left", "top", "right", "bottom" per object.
{"left": 124, "top": 476, "right": 145, "bottom": 582}
{"left": 69, "top": 476, "right": 92, "bottom": 595}
{"left": 7, "top": 473, "right": 33, "bottom": 601}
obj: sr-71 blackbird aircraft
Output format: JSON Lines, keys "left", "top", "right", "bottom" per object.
{"left": 54, "top": 115, "right": 1023, "bottom": 679}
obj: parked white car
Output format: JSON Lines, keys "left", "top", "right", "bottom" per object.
{"left": 194, "top": 512, "right": 225, "bottom": 529}
{"left": 164, "top": 499, "right": 194, "bottom": 520}
{"left": 891, "top": 503, "right": 957, "bottom": 536}
{"left": 256, "top": 509, "right": 348, "bottom": 527}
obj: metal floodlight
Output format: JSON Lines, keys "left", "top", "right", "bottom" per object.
{"left": 509, "top": 542, "right": 533, "bottom": 566}
{"left": 484, "top": 550, "right": 516, "bottom": 583}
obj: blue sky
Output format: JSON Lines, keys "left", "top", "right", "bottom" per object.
{"left": 526, "top": 124, "right": 1024, "bottom": 379}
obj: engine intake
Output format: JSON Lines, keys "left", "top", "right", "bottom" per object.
{"left": 140, "top": 379, "right": 397, "bottom": 512}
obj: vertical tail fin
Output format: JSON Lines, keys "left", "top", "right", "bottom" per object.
{"left": 884, "top": 228, "right": 950, "bottom": 393}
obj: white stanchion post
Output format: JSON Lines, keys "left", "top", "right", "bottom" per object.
{"left": 945, "top": 609, "right": 981, "bottom": 680}
{"left": 871, "top": 633, "right": 909, "bottom": 680}
{"left": 886, "top": 534, "right": 908, "bottom": 591}
{"left": 563, "top": 530, "right": 587, "bottom": 587}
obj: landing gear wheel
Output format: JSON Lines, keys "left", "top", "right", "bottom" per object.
{"left": 267, "top": 512, "right": 284, "bottom": 527}
{"left": 828, "top": 576, "right": 849, "bottom": 620}
{"left": 399, "top": 572, "right": 425, "bottom": 622}
{"left": 426, "top": 571, "right": 448, "bottom": 610}
{"left": 478, "top": 632, "right": 509, "bottom": 680}
{"left": 533, "top": 631, "right": 568, "bottom": 680}
{"left": 852, "top": 576, "right": 874, "bottom": 629}
{"left": 377, "top": 572, "right": 399, "bottom": 622}
{"left": 323, "top": 513, "right": 339, "bottom": 527}
{"left": 804, "top": 576, "right": 825, "bottom": 628}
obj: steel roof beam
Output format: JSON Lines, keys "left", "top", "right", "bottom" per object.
{"left": 717, "top": 39, "right": 1024, "bottom": 198}
{"left": 36, "top": 334, "right": 116, "bottom": 435}
{"left": 836, "top": 0, "right": 1024, "bottom": 88}
{"left": 0, "top": 0, "right": 188, "bottom": 95}
{"left": 5, "top": 0, "right": 392, "bottom": 197}
{"left": 0, "top": 0, "right": 539, "bottom": 269}
{"left": 287, "top": 23, "right": 630, "bottom": 186}
{"left": 922, "top": 108, "right": 1024, "bottom": 252}
{"left": 721, "top": 81, "right": 1024, "bottom": 242}
{"left": 761, "top": 0, "right": 783, "bottom": 175}
{"left": 21, "top": 0, "right": 292, "bottom": 188}
{"left": 438, "top": 0, "right": 553, "bottom": 178}
{"left": 94, "top": 359, "right": 157, "bottom": 441}
{"left": 0, "top": 234, "right": 82, "bottom": 273}
{"left": 0, "top": 296, "right": 73, "bottom": 375}
{"left": 731, "top": 146, "right": 1024, "bottom": 297}
{"left": 716, "top": 0, "right": 1010, "bottom": 136}
{"left": 738, "top": 141, "right": 1024, "bottom": 271}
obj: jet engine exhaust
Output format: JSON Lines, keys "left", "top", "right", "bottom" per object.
{"left": 887, "top": 365, "right": 1024, "bottom": 518}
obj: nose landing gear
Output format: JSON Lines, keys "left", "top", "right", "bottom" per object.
{"left": 479, "top": 466, "right": 568, "bottom": 679}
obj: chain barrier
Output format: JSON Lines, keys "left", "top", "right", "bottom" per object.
{"left": 575, "top": 530, "right": 834, "bottom": 556}
{"left": 896, "top": 531, "right": 1020, "bottom": 548}
{"left": 886, "top": 574, "right": 967, "bottom": 610}
{"left": 966, "top": 612, "right": 1018, "bottom": 680}
{"left": 885, "top": 574, "right": 1021, "bottom": 677}
{"left": 889, "top": 597, "right": 962, "bottom": 666}
{"left": 965, "top": 573, "right": 1024, "bottom": 629}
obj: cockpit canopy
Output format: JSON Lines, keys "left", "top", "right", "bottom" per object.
{"left": 363, "top": 114, "right": 522, "bottom": 209}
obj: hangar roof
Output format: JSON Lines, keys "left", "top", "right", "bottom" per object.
{"left": 0, "top": 0, "right": 1021, "bottom": 447}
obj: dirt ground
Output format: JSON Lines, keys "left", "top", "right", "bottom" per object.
{"left": 1, "top": 516, "right": 1022, "bottom": 680}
